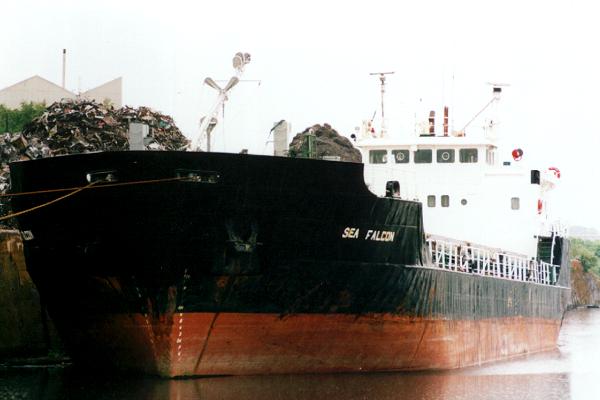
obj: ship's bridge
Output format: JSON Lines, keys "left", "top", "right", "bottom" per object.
{"left": 356, "top": 134, "right": 553, "bottom": 259}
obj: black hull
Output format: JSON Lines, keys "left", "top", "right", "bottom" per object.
{"left": 9, "top": 151, "right": 571, "bottom": 376}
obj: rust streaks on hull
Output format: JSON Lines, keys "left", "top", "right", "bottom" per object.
{"left": 65, "top": 312, "right": 561, "bottom": 377}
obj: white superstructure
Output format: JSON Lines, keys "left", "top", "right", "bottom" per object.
{"left": 357, "top": 86, "right": 561, "bottom": 259}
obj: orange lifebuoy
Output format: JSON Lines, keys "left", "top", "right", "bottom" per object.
{"left": 537, "top": 199, "right": 543, "bottom": 214}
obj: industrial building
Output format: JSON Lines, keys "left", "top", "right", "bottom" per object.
{"left": 0, "top": 75, "right": 122, "bottom": 109}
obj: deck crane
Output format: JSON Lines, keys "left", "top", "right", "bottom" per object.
{"left": 192, "top": 52, "right": 251, "bottom": 151}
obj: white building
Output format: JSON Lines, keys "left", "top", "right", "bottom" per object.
{"left": 0, "top": 75, "right": 122, "bottom": 109}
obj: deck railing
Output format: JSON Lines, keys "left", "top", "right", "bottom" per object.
{"left": 426, "top": 239, "right": 559, "bottom": 286}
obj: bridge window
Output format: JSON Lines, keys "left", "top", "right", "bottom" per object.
{"left": 392, "top": 149, "right": 409, "bottom": 163}
{"left": 511, "top": 197, "right": 520, "bottom": 210}
{"left": 460, "top": 148, "right": 478, "bottom": 163}
{"left": 427, "top": 195, "right": 436, "bottom": 207}
{"left": 437, "top": 149, "right": 455, "bottom": 163}
{"left": 414, "top": 149, "right": 432, "bottom": 164}
{"left": 369, "top": 150, "right": 387, "bottom": 164}
{"left": 441, "top": 195, "right": 450, "bottom": 207}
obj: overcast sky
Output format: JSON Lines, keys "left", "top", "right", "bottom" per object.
{"left": 1, "top": 0, "right": 598, "bottom": 229}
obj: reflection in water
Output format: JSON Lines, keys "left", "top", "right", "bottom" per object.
{"left": 0, "top": 370, "right": 573, "bottom": 400}
{"left": 3, "top": 308, "right": 600, "bottom": 400}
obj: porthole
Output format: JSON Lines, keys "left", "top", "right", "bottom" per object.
{"left": 461, "top": 199, "right": 467, "bottom": 205}
{"left": 392, "top": 149, "right": 409, "bottom": 164}
{"left": 436, "top": 148, "right": 455, "bottom": 163}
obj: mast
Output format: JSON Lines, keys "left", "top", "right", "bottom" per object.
{"left": 369, "top": 71, "right": 394, "bottom": 137}
{"left": 192, "top": 52, "right": 251, "bottom": 152}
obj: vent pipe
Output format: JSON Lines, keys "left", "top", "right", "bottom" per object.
{"left": 443, "top": 106, "right": 449, "bottom": 136}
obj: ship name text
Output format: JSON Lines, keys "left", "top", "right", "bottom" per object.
{"left": 341, "top": 227, "right": 395, "bottom": 242}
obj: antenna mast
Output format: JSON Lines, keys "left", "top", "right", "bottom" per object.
{"left": 369, "top": 71, "right": 394, "bottom": 137}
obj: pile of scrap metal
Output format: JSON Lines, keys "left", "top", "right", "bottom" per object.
{"left": 116, "top": 105, "right": 189, "bottom": 151}
{"left": 20, "top": 98, "right": 189, "bottom": 156}
{"left": 288, "top": 123, "right": 362, "bottom": 163}
{"left": 0, "top": 98, "right": 189, "bottom": 226}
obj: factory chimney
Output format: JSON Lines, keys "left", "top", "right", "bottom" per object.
{"left": 62, "top": 49, "right": 66, "bottom": 88}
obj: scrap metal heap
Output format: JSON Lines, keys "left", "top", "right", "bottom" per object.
{"left": 288, "top": 123, "right": 362, "bottom": 163}
{"left": 0, "top": 98, "right": 190, "bottom": 225}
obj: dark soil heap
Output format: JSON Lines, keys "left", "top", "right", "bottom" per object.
{"left": 288, "top": 123, "right": 361, "bottom": 163}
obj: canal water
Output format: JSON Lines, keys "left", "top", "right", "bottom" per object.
{"left": 2, "top": 308, "right": 600, "bottom": 400}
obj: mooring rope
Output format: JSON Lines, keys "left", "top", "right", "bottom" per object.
{"left": 0, "top": 181, "right": 98, "bottom": 222}
{"left": 0, "top": 176, "right": 188, "bottom": 221}
{"left": 0, "top": 176, "right": 188, "bottom": 198}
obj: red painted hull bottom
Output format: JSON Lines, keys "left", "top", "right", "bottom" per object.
{"left": 65, "top": 313, "right": 561, "bottom": 377}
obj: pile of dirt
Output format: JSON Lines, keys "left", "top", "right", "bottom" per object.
{"left": 288, "top": 124, "right": 361, "bottom": 163}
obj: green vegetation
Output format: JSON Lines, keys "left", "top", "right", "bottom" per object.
{"left": 570, "top": 238, "right": 600, "bottom": 276}
{"left": 0, "top": 102, "right": 46, "bottom": 133}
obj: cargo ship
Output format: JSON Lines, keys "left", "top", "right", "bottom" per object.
{"left": 8, "top": 59, "right": 570, "bottom": 377}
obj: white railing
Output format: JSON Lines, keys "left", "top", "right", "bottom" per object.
{"left": 426, "top": 239, "right": 559, "bottom": 286}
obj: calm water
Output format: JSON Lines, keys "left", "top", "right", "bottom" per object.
{"left": 3, "top": 308, "right": 600, "bottom": 400}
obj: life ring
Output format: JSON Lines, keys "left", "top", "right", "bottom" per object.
{"left": 512, "top": 148, "right": 523, "bottom": 161}
{"left": 548, "top": 167, "right": 561, "bottom": 178}
{"left": 537, "top": 199, "right": 543, "bottom": 215}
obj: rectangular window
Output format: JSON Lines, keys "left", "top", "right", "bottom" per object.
{"left": 392, "top": 149, "right": 409, "bottom": 163}
{"left": 460, "top": 148, "right": 478, "bottom": 163}
{"left": 369, "top": 150, "right": 387, "bottom": 164}
{"left": 511, "top": 197, "right": 520, "bottom": 210}
{"left": 437, "top": 149, "right": 455, "bottom": 163}
{"left": 441, "top": 195, "right": 450, "bottom": 207}
{"left": 427, "top": 195, "right": 436, "bottom": 207}
{"left": 414, "top": 149, "right": 432, "bottom": 164}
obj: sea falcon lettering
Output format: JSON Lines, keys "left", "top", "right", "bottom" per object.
{"left": 342, "top": 227, "right": 360, "bottom": 239}
{"left": 365, "top": 230, "right": 395, "bottom": 242}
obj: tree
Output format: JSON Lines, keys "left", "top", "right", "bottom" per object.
{"left": 570, "top": 238, "right": 600, "bottom": 275}
{"left": 0, "top": 102, "right": 47, "bottom": 133}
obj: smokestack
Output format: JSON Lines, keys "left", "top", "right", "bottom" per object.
{"left": 428, "top": 110, "right": 435, "bottom": 134}
{"left": 443, "top": 106, "right": 449, "bottom": 136}
{"left": 62, "top": 49, "right": 66, "bottom": 88}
